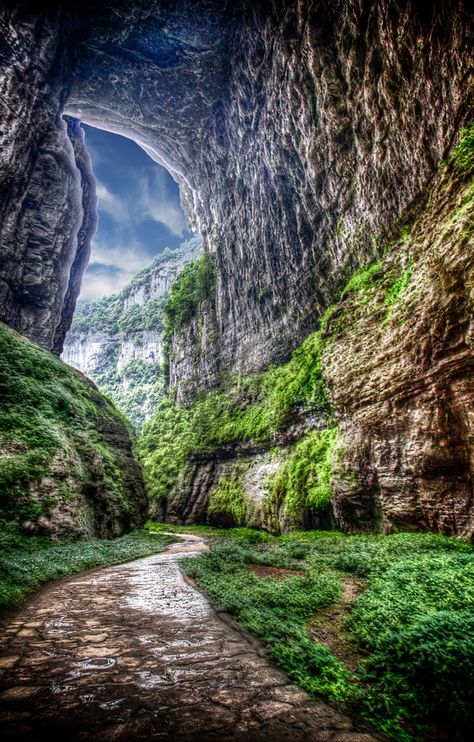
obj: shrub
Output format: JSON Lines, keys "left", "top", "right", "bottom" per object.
{"left": 266, "top": 427, "right": 338, "bottom": 517}
{"left": 207, "top": 474, "right": 249, "bottom": 526}
{"left": 363, "top": 610, "right": 474, "bottom": 739}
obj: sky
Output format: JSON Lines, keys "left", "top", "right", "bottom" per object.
{"left": 79, "top": 124, "right": 190, "bottom": 302}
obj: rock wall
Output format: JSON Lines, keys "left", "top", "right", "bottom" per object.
{"left": 2, "top": 2, "right": 471, "bottom": 373}
{"left": 0, "top": 4, "right": 96, "bottom": 352}
{"left": 324, "top": 157, "right": 474, "bottom": 539}
{"left": 164, "top": 0, "right": 473, "bottom": 397}
{"left": 151, "top": 141, "right": 474, "bottom": 540}
{"left": 0, "top": 1, "right": 472, "bottom": 537}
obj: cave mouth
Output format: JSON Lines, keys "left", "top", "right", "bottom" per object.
{"left": 61, "top": 121, "right": 202, "bottom": 430}
{"left": 72, "top": 122, "right": 192, "bottom": 307}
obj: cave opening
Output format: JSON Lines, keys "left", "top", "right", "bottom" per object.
{"left": 61, "top": 120, "right": 202, "bottom": 429}
{"left": 75, "top": 122, "right": 191, "bottom": 304}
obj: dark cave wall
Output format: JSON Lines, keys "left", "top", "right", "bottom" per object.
{"left": 0, "top": 4, "right": 96, "bottom": 353}
{"left": 0, "top": 1, "right": 471, "bottom": 369}
{"left": 68, "top": 0, "right": 472, "bottom": 398}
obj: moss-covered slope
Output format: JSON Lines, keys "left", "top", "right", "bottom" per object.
{"left": 0, "top": 323, "right": 147, "bottom": 540}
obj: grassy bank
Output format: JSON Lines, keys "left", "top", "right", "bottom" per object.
{"left": 0, "top": 527, "right": 173, "bottom": 610}
{"left": 170, "top": 525, "right": 474, "bottom": 740}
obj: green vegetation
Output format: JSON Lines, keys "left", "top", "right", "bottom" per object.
{"left": 96, "top": 358, "right": 165, "bottom": 429}
{"left": 66, "top": 238, "right": 202, "bottom": 428}
{"left": 69, "top": 241, "right": 201, "bottom": 338}
{"left": 208, "top": 473, "right": 249, "bottom": 525}
{"left": 384, "top": 266, "right": 412, "bottom": 308}
{"left": 163, "top": 251, "right": 217, "bottom": 346}
{"left": 139, "top": 328, "right": 332, "bottom": 504}
{"left": 0, "top": 526, "right": 173, "bottom": 609}
{"left": 340, "top": 260, "right": 383, "bottom": 298}
{"left": 180, "top": 527, "right": 473, "bottom": 740}
{"left": 266, "top": 428, "right": 338, "bottom": 518}
{"left": 0, "top": 322, "right": 135, "bottom": 532}
{"left": 450, "top": 121, "right": 474, "bottom": 172}
{"left": 117, "top": 297, "right": 166, "bottom": 335}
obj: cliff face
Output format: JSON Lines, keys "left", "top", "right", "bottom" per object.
{"left": 0, "top": 6, "right": 96, "bottom": 353}
{"left": 153, "top": 145, "right": 473, "bottom": 539}
{"left": 62, "top": 237, "right": 201, "bottom": 427}
{"left": 0, "top": 1, "right": 473, "bottom": 538}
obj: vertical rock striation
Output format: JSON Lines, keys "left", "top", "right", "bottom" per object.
{"left": 0, "top": 4, "right": 91, "bottom": 351}
{"left": 0, "top": 1, "right": 472, "bottom": 536}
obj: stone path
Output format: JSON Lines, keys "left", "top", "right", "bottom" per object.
{"left": 0, "top": 534, "right": 376, "bottom": 741}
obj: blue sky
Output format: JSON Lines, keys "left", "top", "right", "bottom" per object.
{"left": 79, "top": 124, "right": 190, "bottom": 301}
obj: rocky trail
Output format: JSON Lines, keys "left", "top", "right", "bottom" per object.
{"left": 0, "top": 534, "right": 376, "bottom": 741}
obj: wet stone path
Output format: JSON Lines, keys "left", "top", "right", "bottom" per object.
{"left": 0, "top": 534, "right": 376, "bottom": 741}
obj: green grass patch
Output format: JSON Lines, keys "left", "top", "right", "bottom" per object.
{"left": 182, "top": 529, "right": 473, "bottom": 740}
{"left": 0, "top": 528, "right": 173, "bottom": 610}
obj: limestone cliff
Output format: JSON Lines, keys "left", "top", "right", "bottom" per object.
{"left": 62, "top": 237, "right": 201, "bottom": 427}
{"left": 150, "top": 139, "right": 473, "bottom": 539}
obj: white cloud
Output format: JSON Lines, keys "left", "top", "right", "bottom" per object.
{"left": 90, "top": 239, "right": 151, "bottom": 274}
{"left": 78, "top": 268, "right": 134, "bottom": 302}
{"left": 95, "top": 172, "right": 186, "bottom": 238}
{"left": 95, "top": 181, "right": 130, "bottom": 223}
{"left": 78, "top": 235, "right": 153, "bottom": 302}
{"left": 139, "top": 171, "right": 187, "bottom": 236}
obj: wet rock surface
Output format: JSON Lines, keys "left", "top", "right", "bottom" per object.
{"left": 0, "top": 535, "right": 376, "bottom": 741}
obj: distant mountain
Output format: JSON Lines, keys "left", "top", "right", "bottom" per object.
{"left": 62, "top": 236, "right": 202, "bottom": 427}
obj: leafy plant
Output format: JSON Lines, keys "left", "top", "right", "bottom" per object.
{"left": 207, "top": 473, "right": 249, "bottom": 526}
{"left": 177, "top": 527, "right": 474, "bottom": 740}
{"left": 266, "top": 428, "right": 338, "bottom": 518}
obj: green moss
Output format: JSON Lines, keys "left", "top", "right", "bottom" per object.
{"left": 266, "top": 428, "right": 338, "bottom": 518}
{"left": 0, "top": 322, "right": 135, "bottom": 529}
{"left": 208, "top": 473, "right": 248, "bottom": 525}
{"left": 340, "top": 260, "right": 383, "bottom": 298}
{"left": 450, "top": 121, "right": 474, "bottom": 172}
{"left": 384, "top": 266, "right": 412, "bottom": 308}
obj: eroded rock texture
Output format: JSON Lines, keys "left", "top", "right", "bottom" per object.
{"left": 324, "top": 162, "right": 474, "bottom": 538}
{"left": 0, "top": 5, "right": 95, "bottom": 352}
{"left": 0, "top": 1, "right": 472, "bottom": 537}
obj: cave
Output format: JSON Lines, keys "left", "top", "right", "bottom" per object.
{"left": 1, "top": 1, "right": 474, "bottom": 739}
{"left": 1, "top": 0, "right": 472, "bottom": 540}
